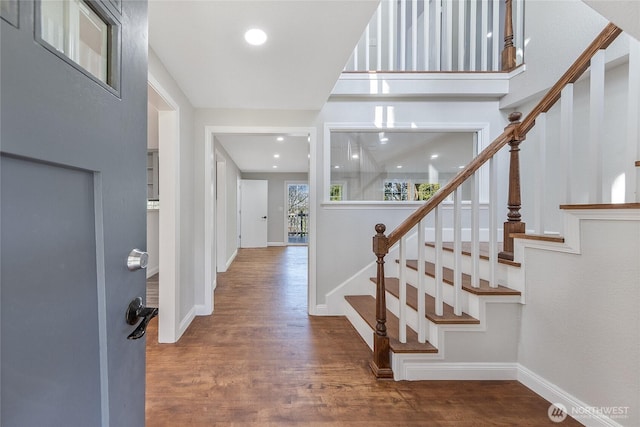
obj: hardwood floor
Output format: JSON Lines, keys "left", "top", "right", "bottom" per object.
{"left": 145, "top": 246, "right": 580, "bottom": 426}
{"left": 146, "top": 273, "right": 159, "bottom": 307}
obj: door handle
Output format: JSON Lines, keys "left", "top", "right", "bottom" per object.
{"left": 127, "top": 249, "right": 148, "bottom": 271}
{"left": 125, "top": 297, "right": 158, "bottom": 340}
{"left": 261, "top": 216, "right": 267, "bottom": 219}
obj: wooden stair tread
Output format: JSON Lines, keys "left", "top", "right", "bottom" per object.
{"left": 560, "top": 203, "right": 640, "bottom": 210}
{"left": 345, "top": 295, "right": 438, "bottom": 354}
{"left": 402, "top": 260, "right": 521, "bottom": 296}
{"left": 373, "top": 277, "right": 480, "bottom": 325}
{"left": 510, "top": 233, "right": 565, "bottom": 243}
{"left": 425, "top": 241, "right": 521, "bottom": 267}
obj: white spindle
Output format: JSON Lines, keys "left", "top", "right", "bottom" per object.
{"left": 481, "top": 0, "right": 488, "bottom": 71}
{"left": 444, "top": 0, "right": 453, "bottom": 71}
{"left": 627, "top": 38, "right": 640, "bottom": 202}
{"left": 400, "top": 0, "right": 407, "bottom": 71}
{"left": 489, "top": 157, "right": 497, "bottom": 288}
{"left": 534, "top": 113, "right": 547, "bottom": 234}
{"left": 457, "top": 0, "right": 466, "bottom": 70}
{"left": 492, "top": 0, "right": 499, "bottom": 70}
{"left": 423, "top": 0, "right": 430, "bottom": 70}
{"left": 589, "top": 50, "right": 605, "bottom": 203}
{"left": 469, "top": 0, "right": 477, "bottom": 71}
{"left": 388, "top": 0, "right": 395, "bottom": 70}
{"left": 417, "top": 219, "right": 426, "bottom": 343}
{"left": 365, "top": 24, "right": 371, "bottom": 72}
{"left": 434, "top": 204, "right": 443, "bottom": 316}
{"left": 376, "top": 5, "right": 382, "bottom": 70}
{"left": 515, "top": 0, "right": 525, "bottom": 65}
{"left": 398, "top": 235, "right": 407, "bottom": 343}
{"left": 453, "top": 189, "right": 462, "bottom": 316}
{"left": 471, "top": 171, "right": 480, "bottom": 288}
{"left": 411, "top": 0, "right": 418, "bottom": 71}
{"left": 561, "top": 84, "right": 575, "bottom": 203}
{"left": 353, "top": 40, "right": 359, "bottom": 71}
{"left": 435, "top": 0, "right": 442, "bottom": 70}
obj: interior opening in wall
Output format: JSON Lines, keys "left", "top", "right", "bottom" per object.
{"left": 329, "top": 130, "right": 476, "bottom": 202}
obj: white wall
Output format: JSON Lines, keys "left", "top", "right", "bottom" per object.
{"left": 518, "top": 219, "right": 640, "bottom": 426}
{"left": 149, "top": 48, "right": 197, "bottom": 334}
{"left": 242, "top": 172, "right": 309, "bottom": 245}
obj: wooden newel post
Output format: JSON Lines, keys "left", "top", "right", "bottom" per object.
{"left": 499, "top": 112, "right": 526, "bottom": 261}
{"left": 370, "top": 223, "right": 393, "bottom": 379}
{"left": 502, "top": 0, "right": 517, "bottom": 71}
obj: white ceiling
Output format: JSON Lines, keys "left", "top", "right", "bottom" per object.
{"left": 148, "top": 0, "right": 379, "bottom": 110}
{"left": 216, "top": 133, "right": 310, "bottom": 173}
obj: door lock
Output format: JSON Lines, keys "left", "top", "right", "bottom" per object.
{"left": 125, "top": 297, "right": 158, "bottom": 340}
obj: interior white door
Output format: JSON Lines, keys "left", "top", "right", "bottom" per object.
{"left": 240, "top": 179, "right": 268, "bottom": 248}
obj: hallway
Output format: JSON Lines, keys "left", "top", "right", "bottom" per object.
{"left": 145, "top": 246, "right": 577, "bottom": 426}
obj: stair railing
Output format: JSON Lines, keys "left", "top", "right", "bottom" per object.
{"left": 369, "top": 22, "right": 623, "bottom": 377}
{"left": 345, "top": 0, "right": 523, "bottom": 73}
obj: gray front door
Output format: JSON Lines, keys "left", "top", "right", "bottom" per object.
{"left": 1, "top": 1, "right": 148, "bottom": 426}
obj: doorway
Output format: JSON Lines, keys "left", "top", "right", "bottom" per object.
{"left": 286, "top": 182, "right": 309, "bottom": 245}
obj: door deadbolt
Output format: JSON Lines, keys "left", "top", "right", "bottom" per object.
{"left": 127, "top": 249, "right": 148, "bottom": 271}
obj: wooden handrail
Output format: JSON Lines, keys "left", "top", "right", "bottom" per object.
{"left": 369, "top": 23, "right": 623, "bottom": 377}
{"left": 385, "top": 22, "right": 622, "bottom": 250}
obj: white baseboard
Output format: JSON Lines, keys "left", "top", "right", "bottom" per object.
{"left": 195, "top": 303, "right": 212, "bottom": 316}
{"left": 311, "top": 304, "right": 329, "bottom": 315}
{"left": 395, "top": 361, "right": 518, "bottom": 381}
{"left": 176, "top": 306, "right": 196, "bottom": 341}
{"left": 226, "top": 249, "right": 238, "bottom": 270}
{"left": 517, "top": 365, "right": 625, "bottom": 427}
{"left": 267, "top": 242, "right": 286, "bottom": 247}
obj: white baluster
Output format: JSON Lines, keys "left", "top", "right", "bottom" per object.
{"left": 561, "top": 84, "right": 574, "bottom": 204}
{"left": 515, "top": 0, "right": 525, "bottom": 65}
{"left": 376, "top": 5, "right": 382, "bottom": 70}
{"left": 444, "top": 0, "right": 453, "bottom": 71}
{"left": 434, "top": 204, "right": 443, "bottom": 316}
{"left": 457, "top": 0, "right": 466, "bottom": 70}
{"left": 492, "top": 0, "right": 499, "bottom": 70}
{"left": 489, "top": 157, "right": 497, "bottom": 288}
{"left": 589, "top": 50, "right": 605, "bottom": 203}
{"left": 412, "top": 0, "right": 418, "bottom": 71}
{"left": 435, "top": 0, "right": 442, "bottom": 71}
{"left": 365, "top": 23, "right": 371, "bottom": 72}
{"left": 400, "top": 0, "right": 407, "bottom": 71}
{"left": 399, "top": 235, "right": 407, "bottom": 343}
{"left": 481, "top": 0, "right": 488, "bottom": 71}
{"left": 472, "top": 171, "right": 480, "bottom": 288}
{"left": 423, "top": 0, "right": 431, "bottom": 70}
{"left": 534, "top": 113, "right": 547, "bottom": 235}
{"left": 469, "top": 0, "right": 477, "bottom": 71}
{"left": 453, "top": 189, "right": 462, "bottom": 315}
{"left": 388, "top": 0, "right": 395, "bottom": 70}
{"left": 417, "top": 218, "right": 426, "bottom": 343}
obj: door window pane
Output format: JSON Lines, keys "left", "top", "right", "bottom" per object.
{"left": 40, "top": 0, "right": 109, "bottom": 84}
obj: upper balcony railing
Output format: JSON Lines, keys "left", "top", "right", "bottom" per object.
{"left": 344, "top": 0, "right": 525, "bottom": 73}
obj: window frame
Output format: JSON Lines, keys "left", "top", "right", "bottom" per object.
{"left": 323, "top": 122, "right": 491, "bottom": 206}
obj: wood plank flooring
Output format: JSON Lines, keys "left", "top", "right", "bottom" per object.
{"left": 145, "top": 246, "right": 581, "bottom": 426}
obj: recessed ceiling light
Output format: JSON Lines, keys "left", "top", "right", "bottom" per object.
{"left": 245, "top": 28, "right": 267, "bottom": 46}
{"left": 351, "top": 154, "right": 359, "bottom": 159}
{"left": 380, "top": 137, "right": 389, "bottom": 143}
{"left": 334, "top": 165, "right": 340, "bottom": 169}
{"left": 431, "top": 154, "right": 439, "bottom": 159}
{"left": 396, "top": 165, "right": 403, "bottom": 169}
{"left": 273, "top": 154, "right": 280, "bottom": 158}
{"left": 272, "top": 165, "right": 278, "bottom": 169}
{"left": 276, "top": 136, "right": 284, "bottom": 142}
{"left": 458, "top": 165, "right": 465, "bottom": 169}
